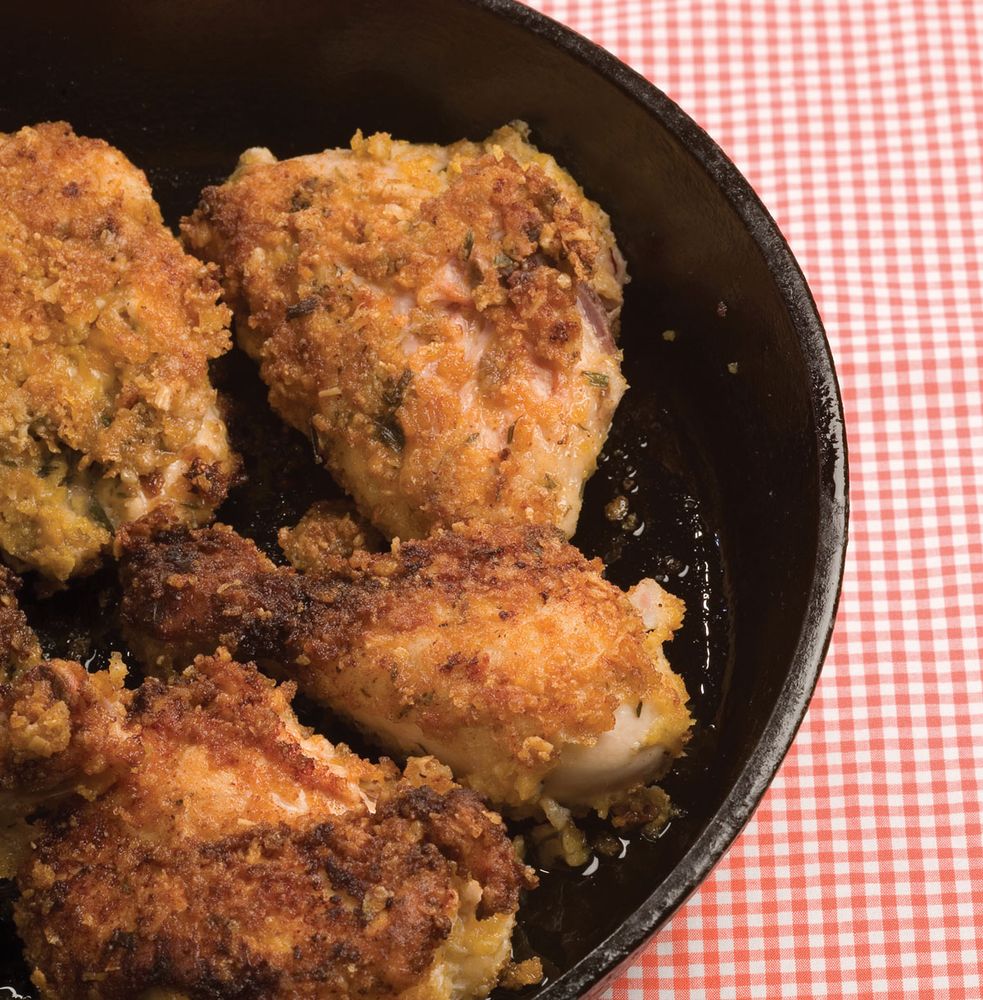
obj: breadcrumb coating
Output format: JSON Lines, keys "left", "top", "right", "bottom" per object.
{"left": 0, "top": 566, "right": 41, "bottom": 679}
{"left": 118, "top": 512, "right": 691, "bottom": 811}
{"left": 182, "top": 123, "right": 627, "bottom": 540}
{"left": 2, "top": 653, "right": 533, "bottom": 1000}
{"left": 278, "top": 500, "right": 385, "bottom": 573}
{"left": 0, "top": 123, "right": 236, "bottom": 582}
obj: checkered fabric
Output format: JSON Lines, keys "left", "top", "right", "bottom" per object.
{"left": 528, "top": 1, "right": 983, "bottom": 996}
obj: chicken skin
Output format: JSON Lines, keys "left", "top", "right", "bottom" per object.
{"left": 0, "top": 123, "right": 236, "bottom": 583}
{"left": 1, "top": 652, "right": 533, "bottom": 1000}
{"left": 118, "top": 514, "right": 691, "bottom": 814}
{"left": 181, "top": 123, "right": 627, "bottom": 540}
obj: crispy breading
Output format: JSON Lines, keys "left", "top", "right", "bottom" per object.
{"left": 278, "top": 500, "right": 385, "bottom": 573}
{"left": 0, "top": 655, "right": 136, "bottom": 880}
{"left": 118, "top": 513, "right": 691, "bottom": 811}
{"left": 0, "top": 657, "right": 134, "bottom": 811}
{"left": 0, "top": 566, "right": 41, "bottom": 679}
{"left": 3, "top": 653, "right": 533, "bottom": 1000}
{"left": 0, "top": 123, "right": 236, "bottom": 582}
{"left": 182, "top": 123, "right": 628, "bottom": 540}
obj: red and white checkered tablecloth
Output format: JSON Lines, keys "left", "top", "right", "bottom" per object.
{"left": 528, "top": 1, "right": 983, "bottom": 996}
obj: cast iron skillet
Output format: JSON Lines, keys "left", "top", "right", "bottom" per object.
{"left": 0, "top": 1, "right": 847, "bottom": 996}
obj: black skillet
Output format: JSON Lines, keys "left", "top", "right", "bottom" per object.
{"left": 0, "top": 1, "right": 848, "bottom": 996}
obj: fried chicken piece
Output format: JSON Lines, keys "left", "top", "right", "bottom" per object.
{"left": 1, "top": 652, "right": 533, "bottom": 1000}
{"left": 118, "top": 514, "right": 691, "bottom": 813}
{"left": 0, "top": 123, "right": 236, "bottom": 583}
{"left": 182, "top": 123, "right": 627, "bottom": 540}
{"left": 0, "top": 566, "right": 41, "bottom": 679}
{"left": 278, "top": 500, "right": 385, "bottom": 573}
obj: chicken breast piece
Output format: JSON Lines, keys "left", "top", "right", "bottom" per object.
{"left": 182, "top": 123, "right": 627, "bottom": 540}
{"left": 118, "top": 514, "right": 691, "bottom": 813}
{"left": 0, "top": 123, "right": 236, "bottom": 583}
{"left": 1, "top": 652, "right": 533, "bottom": 1000}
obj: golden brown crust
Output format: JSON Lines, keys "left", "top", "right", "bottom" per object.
{"left": 10, "top": 654, "right": 532, "bottom": 999}
{"left": 0, "top": 566, "right": 41, "bottom": 679}
{"left": 498, "top": 958, "right": 544, "bottom": 990}
{"left": 0, "top": 122, "right": 236, "bottom": 581}
{"left": 118, "top": 512, "right": 689, "bottom": 807}
{"left": 182, "top": 124, "right": 628, "bottom": 540}
{"left": 278, "top": 500, "right": 385, "bottom": 573}
{"left": 0, "top": 658, "right": 135, "bottom": 807}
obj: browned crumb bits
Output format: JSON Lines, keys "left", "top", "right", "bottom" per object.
{"left": 278, "top": 500, "right": 384, "bottom": 572}
{"left": 593, "top": 830, "right": 623, "bottom": 858}
{"left": 605, "top": 495, "right": 629, "bottom": 522}
{"left": 500, "top": 958, "right": 545, "bottom": 990}
{"left": 610, "top": 785, "right": 672, "bottom": 833}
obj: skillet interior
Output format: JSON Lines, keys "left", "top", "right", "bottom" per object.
{"left": 0, "top": 1, "right": 846, "bottom": 996}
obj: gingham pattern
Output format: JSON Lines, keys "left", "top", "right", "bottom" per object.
{"left": 527, "top": 1, "right": 983, "bottom": 996}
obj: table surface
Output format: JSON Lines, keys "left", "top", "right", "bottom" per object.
{"left": 527, "top": 1, "right": 982, "bottom": 997}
